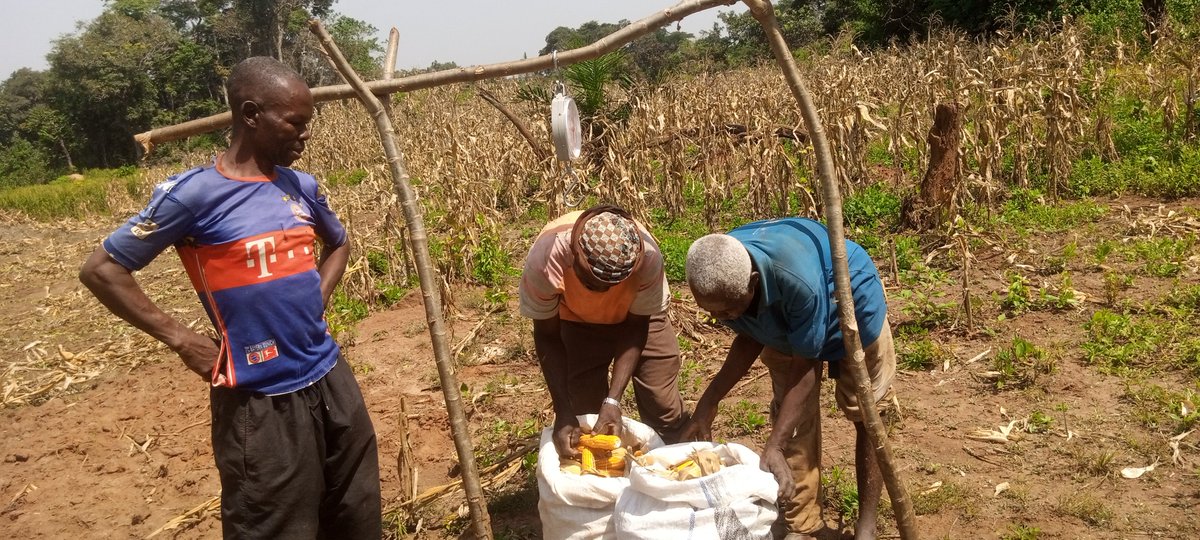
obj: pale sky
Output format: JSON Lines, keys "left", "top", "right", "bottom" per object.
{"left": 0, "top": 0, "right": 747, "bottom": 82}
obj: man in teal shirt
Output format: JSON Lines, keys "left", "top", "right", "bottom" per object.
{"left": 681, "top": 217, "right": 896, "bottom": 540}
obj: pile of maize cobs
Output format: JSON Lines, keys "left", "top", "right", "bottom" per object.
{"left": 559, "top": 434, "right": 635, "bottom": 478}
{"left": 635, "top": 448, "right": 725, "bottom": 481}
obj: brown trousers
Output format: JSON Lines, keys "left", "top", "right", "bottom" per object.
{"left": 759, "top": 317, "right": 897, "bottom": 535}
{"left": 559, "top": 310, "right": 688, "bottom": 442}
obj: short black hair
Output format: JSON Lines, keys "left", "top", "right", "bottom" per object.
{"left": 226, "top": 57, "right": 304, "bottom": 119}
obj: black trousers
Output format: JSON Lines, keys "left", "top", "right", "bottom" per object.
{"left": 209, "top": 358, "right": 381, "bottom": 540}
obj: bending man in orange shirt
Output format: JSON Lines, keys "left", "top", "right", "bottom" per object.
{"left": 519, "top": 204, "right": 688, "bottom": 459}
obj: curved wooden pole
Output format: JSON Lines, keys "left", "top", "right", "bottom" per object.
{"left": 135, "top": 0, "right": 738, "bottom": 153}
{"left": 741, "top": 1, "right": 920, "bottom": 538}
{"left": 309, "top": 20, "right": 493, "bottom": 539}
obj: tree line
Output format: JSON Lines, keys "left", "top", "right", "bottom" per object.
{"left": 0, "top": 0, "right": 1192, "bottom": 188}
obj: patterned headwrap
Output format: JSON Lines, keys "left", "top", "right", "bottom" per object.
{"left": 572, "top": 205, "right": 643, "bottom": 284}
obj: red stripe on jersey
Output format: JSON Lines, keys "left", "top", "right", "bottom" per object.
{"left": 180, "top": 227, "right": 317, "bottom": 292}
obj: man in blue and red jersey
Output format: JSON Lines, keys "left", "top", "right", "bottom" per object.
{"left": 79, "top": 57, "right": 381, "bottom": 539}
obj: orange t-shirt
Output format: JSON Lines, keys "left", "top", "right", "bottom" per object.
{"left": 518, "top": 211, "right": 669, "bottom": 324}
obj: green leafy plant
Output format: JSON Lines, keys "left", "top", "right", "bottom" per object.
{"left": 821, "top": 465, "right": 859, "bottom": 520}
{"left": 1082, "top": 310, "right": 1160, "bottom": 371}
{"left": 1002, "top": 524, "right": 1041, "bottom": 540}
{"left": 724, "top": 399, "right": 767, "bottom": 435}
{"left": 1102, "top": 271, "right": 1132, "bottom": 306}
{"left": 1056, "top": 492, "right": 1114, "bottom": 526}
{"left": 1026, "top": 410, "right": 1053, "bottom": 433}
{"left": 999, "top": 272, "right": 1033, "bottom": 313}
{"left": 898, "top": 338, "right": 944, "bottom": 371}
{"left": 992, "top": 337, "right": 1054, "bottom": 390}
{"left": 327, "top": 290, "right": 370, "bottom": 338}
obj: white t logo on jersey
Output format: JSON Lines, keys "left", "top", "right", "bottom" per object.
{"left": 245, "top": 237, "right": 278, "bottom": 278}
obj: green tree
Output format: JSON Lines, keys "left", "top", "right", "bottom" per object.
{"left": 0, "top": 69, "right": 49, "bottom": 141}
{"left": 46, "top": 9, "right": 187, "bottom": 165}
{"left": 20, "top": 104, "right": 75, "bottom": 171}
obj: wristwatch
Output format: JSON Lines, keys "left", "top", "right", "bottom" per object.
{"left": 602, "top": 397, "right": 621, "bottom": 408}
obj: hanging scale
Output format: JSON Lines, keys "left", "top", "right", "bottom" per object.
{"left": 549, "top": 50, "right": 584, "bottom": 207}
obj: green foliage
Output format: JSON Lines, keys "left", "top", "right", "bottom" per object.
{"left": 1083, "top": 310, "right": 1160, "bottom": 371}
{"left": 327, "top": 289, "right": 369, "bottom": 338}
{"left": 1026, "top": 410, "right": 1053, "bottom": 433}
{"left": 0, "top": 167, "right": 141, "bottom": 219}
{"left": 724, "top": 399, "right": 767, "bottom": 435}
{"left": 894, "top": 289, "right": 954, "bottom": 330}
{"left": 1126, "top": 236, "right": 1196, "bottom": 278}
{"left": 1002, "top": 524, "right": 1042, "bottom": 540}
{"left": 1092, "top": 239, "right": 1116, "bottom": 264}
{"left": 0, "top": 137, "right": 54, "bottom": 188}
{"left": 1123, "top": 382, "right": 1200, "bottom": 433}
{"left": 821, "top": 465, "right": 859, "bottom": 520}
{"left": 327, "top": 169, "right": 368, "bottom": 188}
{"left": 377, "top": 284, "right": 407, "bottom": 307}
{"left": 678, "top": 358, "right": 705, "bottom": 398}
{"left": 1000, "top": 189, "right": 1106, "bottom": 232}
{"left": 1101, "top": 271, "right": 1133, "bottom": 306}
{"left": 1056, "top": 492, "right": 1115, "bottom": 526}
{"left": 844, "top": 183, "right": 902, "bottom": 232}
{"left": 1000, "top": 270, "right": 1082, "bottom": 314}
{"left": 898, "top": 338, "right": 945, "bottom": 372}
{"left": 656, "top": 233, "right": 692, "bottom": 284}
{"left": 1072, "top": 147, "right": 1200, "bottom": 199}
{"left": 366, "top": 250, "right": 390, "bottom": 276}
{"left": 472, "top": 225, "right": 516, "bottom": 288}
{"left": 992, "top": 337, "right": 1054, "bottom": 390}
{"left": 1000, "top": 273, "right": 1034, "bottom": 313}
{"left": 913, "top": 480, "right": 974, "bottom": 516}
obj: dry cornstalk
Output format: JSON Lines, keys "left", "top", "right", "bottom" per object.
{"left": 742, "top": 1, "right": 919, "bottom": 538}
{"left": 476, "top": 86, "right": 550, "bottom": 162}
{"left": 959, "top": 235, "right": 974, "bottom": 333}
{"left": 135, "top": 0, "right": 738, "bottom": 153}
{"left": 308, "top": 20, "right": 492, "bottom": 539}
{"left": 144, "top": 495, "right": 220, "bottom": 539}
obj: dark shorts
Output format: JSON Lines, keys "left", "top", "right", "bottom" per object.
{"left": 209, "top": 358, "right": 381, "bottom": 540}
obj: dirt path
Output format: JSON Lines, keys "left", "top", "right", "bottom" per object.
{"left": 2, "top": 198, "right": 1199, "bottom": 539}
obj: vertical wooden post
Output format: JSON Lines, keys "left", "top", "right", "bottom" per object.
{"left": 959, "top": 236, "right": 973, "bottom": 333}
{"left": 741, "top": 1, "right": 919, "bottom": 538}
{"left": 309, "top": 20, "right": 493, "bottom": 539}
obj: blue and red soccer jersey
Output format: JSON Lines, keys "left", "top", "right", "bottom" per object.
{"left": 104, "top": 160, "right": 346, "bottom": 395}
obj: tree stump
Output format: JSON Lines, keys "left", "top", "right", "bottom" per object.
{"left": 903, "top": 102, "right": 962, "bottom": 230}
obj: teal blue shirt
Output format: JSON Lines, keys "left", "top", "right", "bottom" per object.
{"left": 723, "top": 218, "right": 887, "bottom": 362}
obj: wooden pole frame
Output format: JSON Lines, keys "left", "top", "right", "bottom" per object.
{"left": 742, "top": 1, "right": 919, "bottom": 538}
{"left": 309, "top": 20, "right": 493, "bottom": 539}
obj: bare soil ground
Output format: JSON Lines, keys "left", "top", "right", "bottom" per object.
{"left": 2, "top": 196, "right": 1199, "bottom": 539}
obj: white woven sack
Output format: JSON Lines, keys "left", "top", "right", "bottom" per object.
{"left": 536, "top": 414, "right": 664, "bottom": 540}
{"left": 613, "top": 442, "right": 778, "bottom": 540}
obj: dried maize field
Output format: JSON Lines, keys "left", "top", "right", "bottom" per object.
{"left": 3, "top": 23, "right": 1200, "bottom": 539}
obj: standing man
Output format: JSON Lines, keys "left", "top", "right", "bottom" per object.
{"left": 79, "top": 57, "right": 381, "bottom": 539}
{"left": 681, "top": 217, "right": 896, "bottom": 540}
{"left": 520, "top": 204, "right": 689, "bottom": 459}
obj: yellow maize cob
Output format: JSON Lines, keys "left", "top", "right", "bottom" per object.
{"left": 580, "top": 446, "right": 596, "bottom": 471}
{"left": 672, "top": 459, "right": 696, "bottom": 472}
{"left": 580, "top": 433, "right": 622, "bottom": 450}
{"left": 600, "top": 455, "right": 627, "bottom": 470}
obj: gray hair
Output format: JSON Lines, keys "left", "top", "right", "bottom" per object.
{"left": 686, "top": 234, "right": 751, "bottom": 299}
